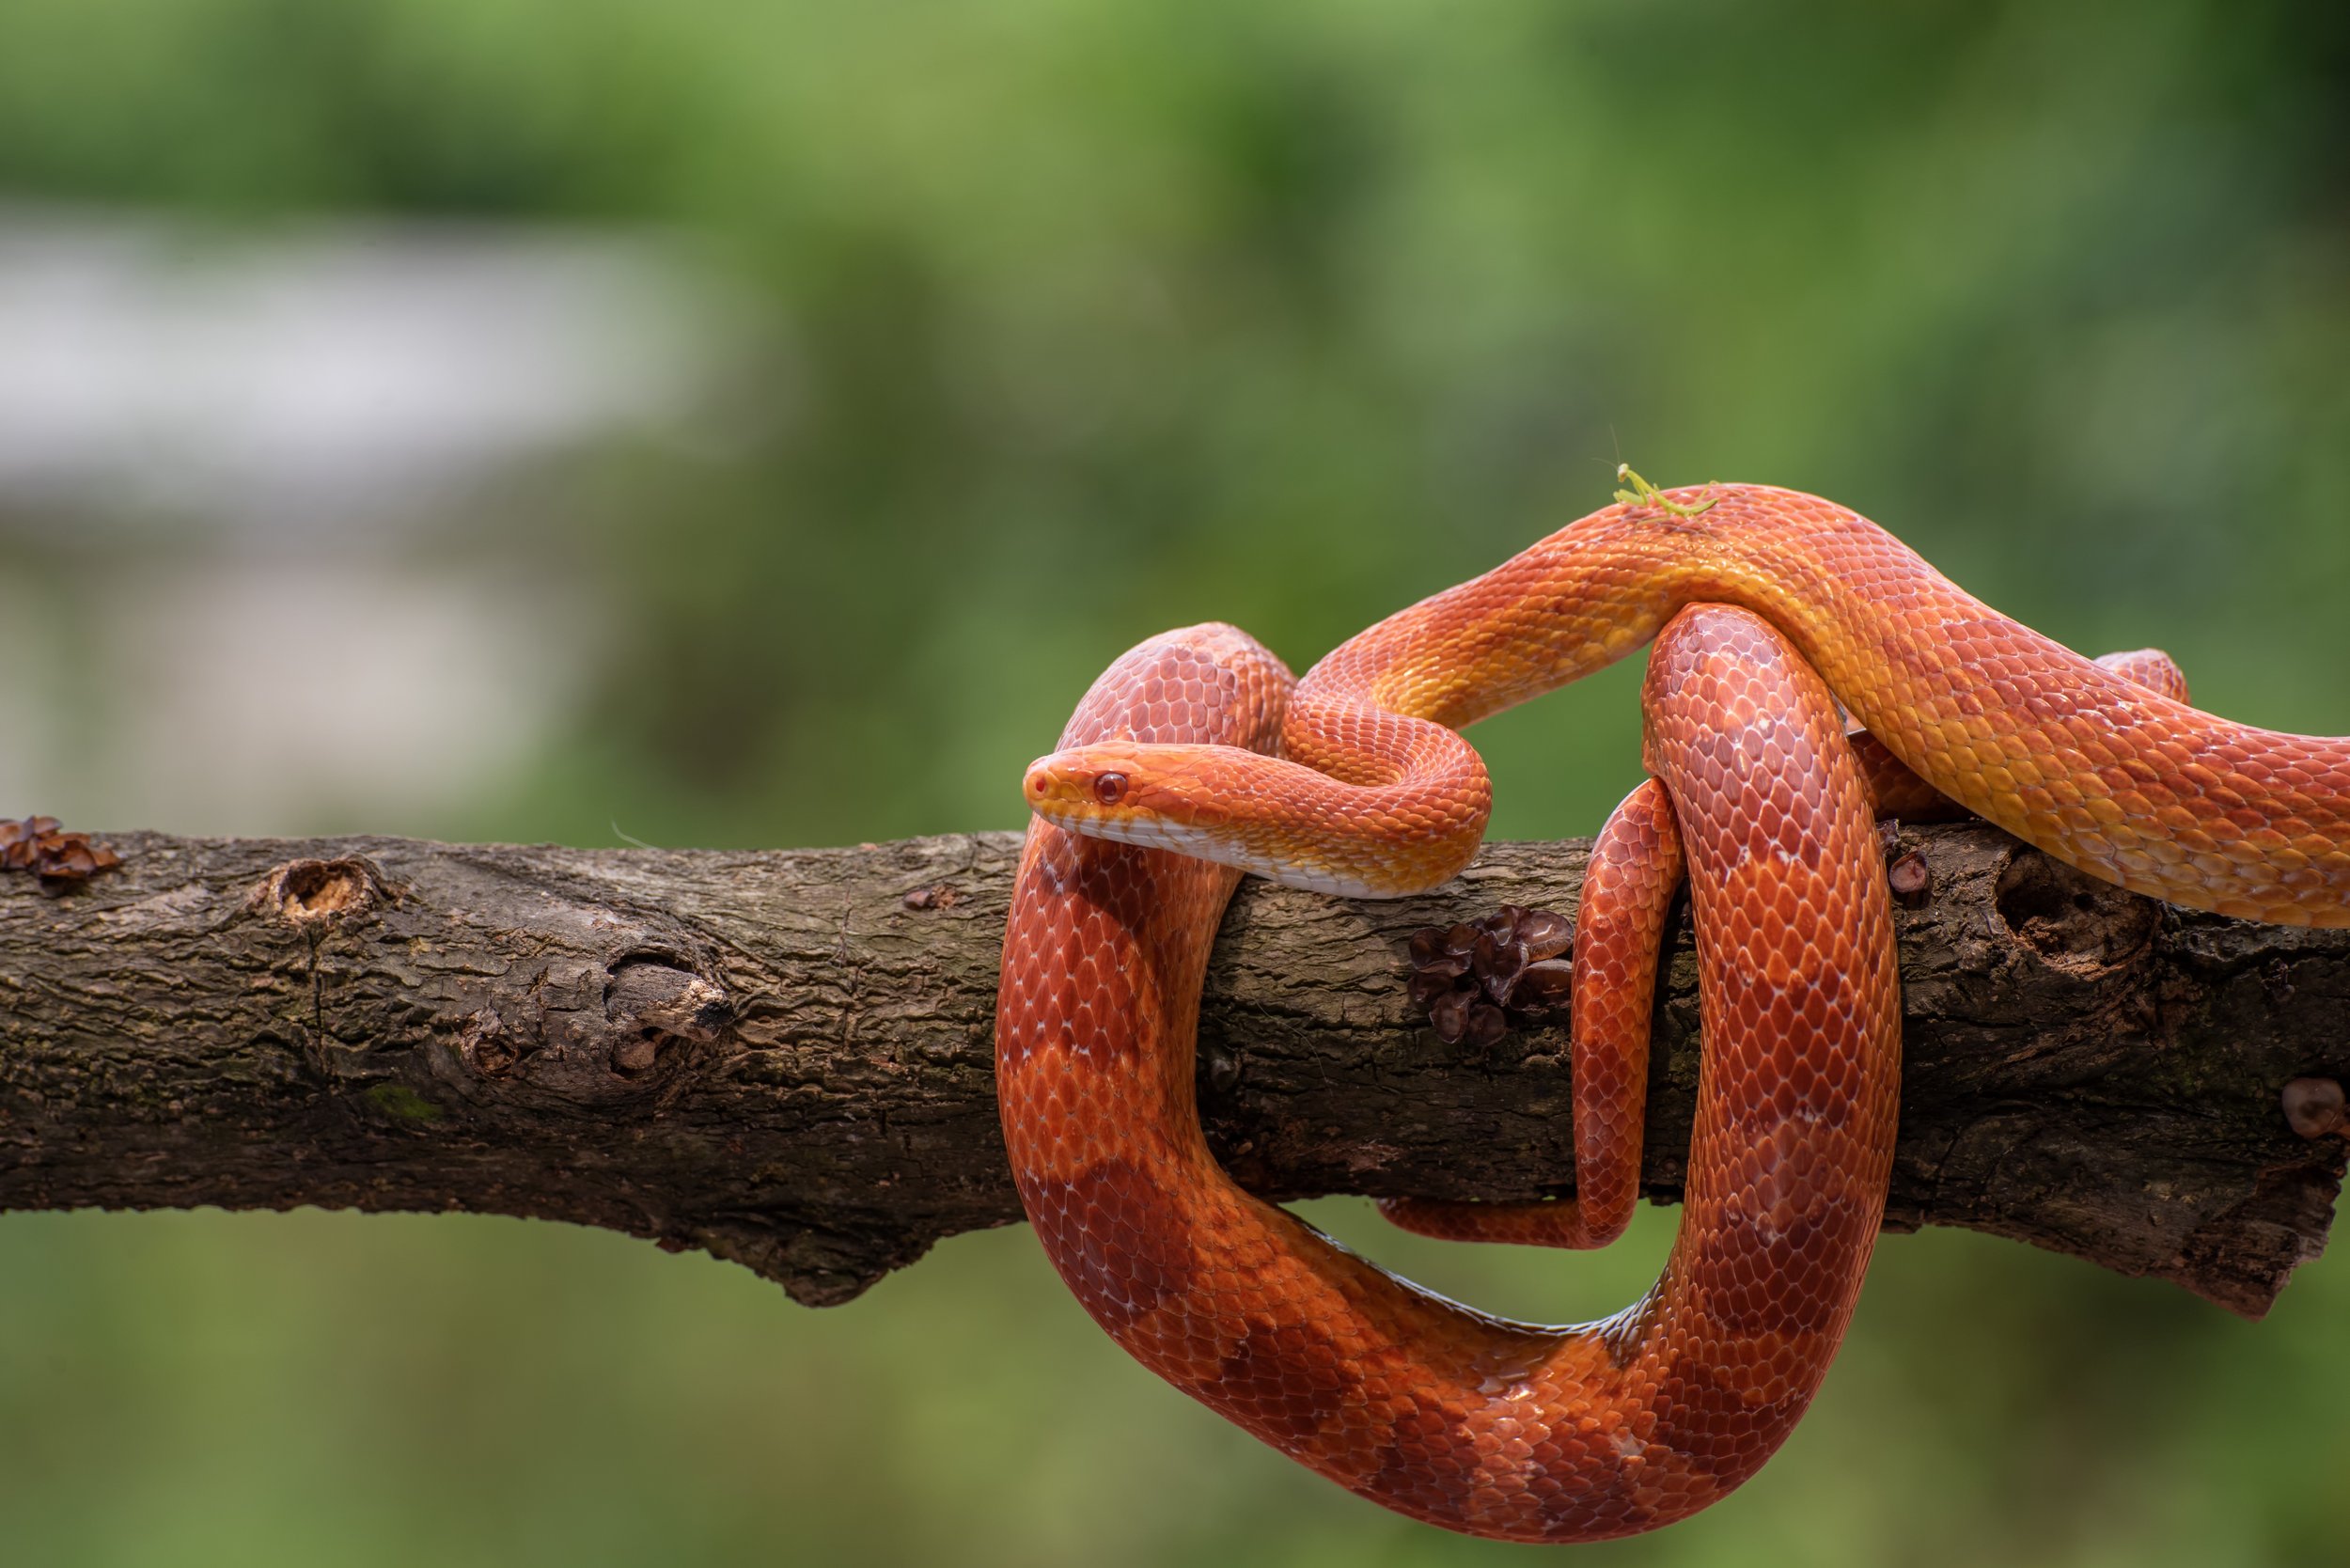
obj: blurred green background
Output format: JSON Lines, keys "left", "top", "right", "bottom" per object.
{"left": 0, "top": 0, "right": 2345, "bottom": 1563}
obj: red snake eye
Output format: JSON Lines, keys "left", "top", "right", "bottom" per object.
{"left": 1092, "top": 772, "right": 1130, "bottom": 807}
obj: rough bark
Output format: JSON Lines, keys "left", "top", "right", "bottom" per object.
{"left": 0, "top": 823, "right": 2341, "bottom": 1320}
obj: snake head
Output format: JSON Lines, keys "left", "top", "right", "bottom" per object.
{"left": 1023, "top": 739, "right": 1482, "bottom": 899}
{"left": 1023, "top": 743, "right": 1234, "bottom": 852}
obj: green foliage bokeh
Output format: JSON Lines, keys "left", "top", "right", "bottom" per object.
{"left": 0, "top": 1, "right": 2345, "bottom": 1563}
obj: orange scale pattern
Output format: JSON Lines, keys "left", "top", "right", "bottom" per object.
{"left": 1028, "top": 486, "right": 2350, "bottom": 920}
{"left": 1001, "top": 604, "right": 1899, "bottom": 1541}
{"left": 1000, "top": 484, "right": 2350, "bottom": 1542}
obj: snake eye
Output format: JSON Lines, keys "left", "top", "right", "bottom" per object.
{"left": 1092, "top": 772, "right": 1130, "bottom": 807}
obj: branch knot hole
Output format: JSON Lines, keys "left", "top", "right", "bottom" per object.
{"left": 603, "top": 954, "right": 732, "bottom": 1076}
{"left": 252, "top": 857, "right": 381, "bottom": 924}
{"left": 1991, "top": 847, "right": 2158, "bottom": 975}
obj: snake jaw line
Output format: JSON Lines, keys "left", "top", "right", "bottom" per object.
{"left": 1614, "top": 463, "right": 1720, "bottom": 518}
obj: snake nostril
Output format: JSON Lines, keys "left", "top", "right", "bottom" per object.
{"left": 1093, "top": 772, "right": 1130, "bottom": 807}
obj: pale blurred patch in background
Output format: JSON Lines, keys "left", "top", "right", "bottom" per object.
{"left": 0, "top": 3, "right": 2345, "bottom": 1566}
{"left": 0, "top": 206, "right": 742, "bottom": 833}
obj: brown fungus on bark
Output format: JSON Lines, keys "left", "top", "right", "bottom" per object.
{"left": 2282, "top": 1077, "right": 2347, "bottom": 1140}
{"left": 0, "top": 816, "right": 123, "bottom": 890}
{"left": 1888, "top": 850, "right": 1934, "bottom": 904}
{"left": 1405, "top": 903, "right": 1575, "bottom": 1047}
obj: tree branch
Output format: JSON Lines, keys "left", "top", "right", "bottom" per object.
{"left": 0, "top": 823, "right": 2341, "bottom": 1319}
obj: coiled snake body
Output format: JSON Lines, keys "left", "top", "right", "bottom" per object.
{"left": 996, "top": 484, "right": 2348, "bottom": 1541}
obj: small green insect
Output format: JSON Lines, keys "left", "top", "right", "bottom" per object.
{"left": 1614, "top": 463, "right": 1719, "bottom": 518}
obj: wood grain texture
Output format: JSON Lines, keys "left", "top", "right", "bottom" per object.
{"left": 0, "top": 823, "right": 2340, "bottom": 1315}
